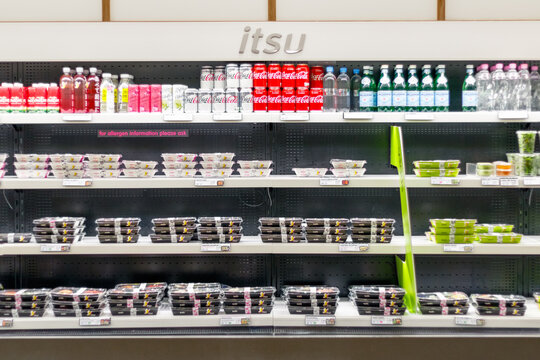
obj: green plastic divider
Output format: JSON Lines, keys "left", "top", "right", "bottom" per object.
{"left": 390, "top": 126, "right": 418, "bottom": 313}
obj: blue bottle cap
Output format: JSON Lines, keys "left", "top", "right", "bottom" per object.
{"left": 353, "top": 69, "right": 360, "bottom": 74}
{"left": 340, "top": 67, "right": 347, "bottom": 73}
{"left": 326, "top": 66, "right": 334, "bottom": 73}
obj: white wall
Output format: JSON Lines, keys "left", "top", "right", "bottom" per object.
{"left": 276, "top": 0, "right": 437, "bottom": 21}
{"left": 110, "top": 0, "right": 267, "bottom": 21}
{"left": 0, "top": 0, "right": 101, "bottom": 21}
{"left": 447, "top": 0, "right": 540, "bottom": 20}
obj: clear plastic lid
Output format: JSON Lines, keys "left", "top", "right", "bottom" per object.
{"left": 305, "top": 218, "right": 349, "bottom": 227}
{"left": 349, "top": 285, "right": 406, "bottom": 299}
{"left": 51, "top": 287, "right": 106, "bottom": 302}
{"left": 168, "top": 283, "right": 222, "bottom": 300}
{"left": 283, "top": 286, "right": 340, "bottom": 299}
{"left": 471, "top": 294, "right": 526, "bottom": 307}
{"left": 417, "top": 292, "right": 469, "bottom": 306}
{"left": 198, "top": 217, "right": 243, "bottom": 227}
{"left": 0, "top": 288, "right": 50, "bottom": 302}
{"left": 151, "top": 217, "right": 197, "bottom": 227}
{"left": 350, "top": 218, "right": 395, "bottom": 228}
{"left": 222, "top": 286, "right": 276, "bottom": 299}
{"left": 33, "top": 217, "right": 86, "bottom": 229}
{"left": 95, "top": 218, "right": 141, "bottom": 227}
{"left": 259, "top": 217, "right": 303, "bottom": 227}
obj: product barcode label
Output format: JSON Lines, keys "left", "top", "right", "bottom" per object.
{"left": 40, "top": 244, "right": 71, "bottom": 252}
{"left": 220, "top": 317, "right": 250, "bottom": 326}
{"left": 404, "top": 113, "right": 435, "bottom": 121}
{"left": 62, "top": 179, "right": 93, "bottom": 187}
{"left": 339, "top": 244, "right": 369, "bottom": 252}
{"left": 343, "top": 112, "right": 373, "bottom": 120}
{"left": 430, "top": 177, "right": 460, "bottom": 185}
{"left": 455, "top": 316, "right": 485, "bottom": 326}
{"left": 443, "top": 244, "right": 473, "bottom": 253}
{"left": 0, "top": 318, "right": 13, "bottom": 328}
{"left": 194, "top": 179, "right": 224, "bottom": 187}
{"left": 79, "top": 317, "right": 111, "bottom": 326}
{"left": 499, "top": 177, "right": 519, "bottom": 187}
{"left": 319, "top": 178, "right": 349, "bottom": 186}
{"left": 280, "top": 113, "right": 309, "bottom": 121}
{"left": 371, "top": 316, "right": 402, "bottom": 326}
{"left": 213, "top": 113, "right": 242, "bottom": 121}
{"left": 62, "top": 114, "right": 92, "bottom": 122}
{"left": 305, "top": 315, "right": 336, "bottom": 326}
{"left": 523, "top": 177, "right": 540, "bottom": 186}
{"left": 200, "top": 244, "right": 231, "bottom": 252}
{"left": 163, "top": 114, "right": 193, "bottom": 122}
{"left": 481, "top": 177, "right": 500, "bottom": 186}
{"left": 498, "top": 111, "right": 528, "bottom": 120}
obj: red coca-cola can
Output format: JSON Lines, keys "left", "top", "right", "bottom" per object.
{"left": 296, "top": 64, "right": 310, "bottom": 88}
{"left": 295, "top": 87, "right": 310, "bottom": 112}
{"left": 310, "top": 66, "right": 324, "bottom": 89}
{"left": 282, "top": 87, "right": 295, "bottom": 112}
{"left": 281, "top": 64, "right": 296, "bottom": 88}
{"left": 267, "top": 87, "right": 281, "bottom": 112}
{"left": 268, "top": 63, "right": 282, "bottom": 88}
{"left": 253, "top": 87, "right": 268, "bottom": 112}
{"left": 309, "top": 88, "right": 323, "bottom": 111}
{"left": 253, "top": 63, "right": 267, "bottom": 88}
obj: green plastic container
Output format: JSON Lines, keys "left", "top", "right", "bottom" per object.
{"left": 428, "top": 232, "right": 477, "bottom": 244}
{"left": 516, "top": 130, "right": 537, "bottom": 154}
{"left": 430, "top": 219, "right": 477, "bottom": 228}
{"left": 476, "top": 169, "right": 494, "bottom": 177}
{"left": 476, "top": 162, "right": 494, "bottom": 170}
{"left": 516, "top": 154, "right": 538, "bottom": 176}
{"left": 414, "top": 168, "right": 460, "bottom": 177}
{"left": 474, "top": 224, "right": 514, "bottom": 233}
{"left": 429, "top": 227, "right": 475, "bottom": 235}
{"left": 413, "top": 160, "right": 460, "bottom": 169}
{"left": 476, "top": 233, "right": 522, "bottom": 244}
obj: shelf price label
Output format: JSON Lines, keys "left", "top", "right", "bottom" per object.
{"left": 280, "top": 113, "right": 310, "bottom": 121}
{"left": 40, "top": 244, "right": 71, "bottom": 253}
{"left": 194, "top": 178, "right": 224, "bottom": 187}
{"left": 498, "top": 111, "right": 528, "bottom": 120}
{"left": 62, "top": 114, "right": 92, "bottom": 122}
{"left": 430, "top": 177, "right": 460, "bottom": 186}
{"left": 163, "top": 114, "right": 193, "bottom": 122}
{"left": 320, "top": 178, "right": 349, "bottom": 186}
{"left": 339, "top": 243, "right": 369, "bottom": 252}
{"left": 404, "top": 113, "right": 435, "bottom": 121}
{"left": 305, "top": 315, "right": 336, "bottom": 326}
{"left": 62, "top": 179, "right": 93, "bottom": 187}
{"left": 79, "top": 317, "right": 111, "bottom": 326}
{"left": 371, "top": 316, "right": 402, "bottom": 326}
{"left": 220, "top": 317, "right": 250, "bottom": 326}
{"left": 455, "top": 316, "right": 485, "bottom": 326}
{"left": 481, "top": 177, "right": 500, "bottom": 186}
{"left": 343, "top": 112, "right": 373, "bottom": 120}
{"left": 499, "top": 177, "right": 519, "bottom": 187}
{"left": 0, "top": 318, "right": 13, "bottom": 328}
{"left": 213, "top": 113, "right": 242, "bottom": 121}
{"left": 443, "top": 244, "right": 473, "bottom": 253}
{"left": 523, "top": 177, "right": 540, "bottom": 186}
{"left": 201, "top": 244, "right": 231, "bottom": 252}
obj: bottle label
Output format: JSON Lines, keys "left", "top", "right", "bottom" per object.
{"left": 462, "top": 90, "right": 478, "bottom": 107}
{"left": 392, "top": 90, "right": 406, "bottom": 107}
{"left": 420, "top": 91, "right": 435, "bottom": 107}
{"left": 377, "top": 90, "right": 392, "bottom": 107}
{"left": 435, "top": 90, "right": 449, "bottom": 107}
{"left": 121, "top": 88, "right": 129, "bottom": 103}
{"left": 101, "top": 89, "right": 107, "bottom": 102}
{"left": 114, "top": 89, "right": 118, "bottom": 103}
{"left": 359, "top": 91, "right": 374, "bottom": 107}
{"left": 407, "top": 91, "right": 420, "bottom": 107}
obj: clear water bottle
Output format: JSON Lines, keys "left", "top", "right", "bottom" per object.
{"left": 505, "top": 63, "right": 521, "bottom": 111}
{"left": 491, "top": 63, "right": 508, "bottom": 111}
{"left": 323, "top": 66, "right": 337, "bottom": 112}
{"left": 517, "top": 63, "right": 532, "bottom": 112}
{"left": 336, "top": 67, "right": 351, "bottom": 112}
{"left": 476, "top": 64, "right": 492, "bottom": 111}
{"left": 462, "top": 65, "right": 477, "bottom": 112}
{"left": 531, "top": 65, "right": 540, "bottom": 111}
{"left": 350, "top": 68, "right": 361, "bottom": 111}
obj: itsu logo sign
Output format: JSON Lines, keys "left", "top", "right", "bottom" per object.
{"left": 239, "top": 26, "right": 306, "bottom": 55}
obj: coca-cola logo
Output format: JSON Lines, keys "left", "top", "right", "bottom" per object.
{"left": 311, "top": 95, "right": 323, "bottom": 103}
{"left": 215, "top": 74, "right": 226, "bottom": 81}
{"left": 267, "top": 96, "right": 281, "bottom": 103}
{"left": 312, "top": 74, "right": 323, "bottom": 81}
{"left": 241, "top": 70, "right": 253, "bottom": 80}
{"left": 241, "top": 95, "right": 253, "bottom": 103}
{"left": 186, "top": 96, "right": 199, "bottom": 103}
{"left": 201, "top": 74, "right": 214, "bottom": 81}
{"left": 282, "top": 96, "right": 295, "bottom": 104}
{"left": 253, "top": 72, "right": 267, "bottom": 80}
{"left": 297, "top": 95, "right": 309, "bottom": 103}
{"left": 282, "top": 73, "right": 296, "bottom": 80}
{"left": 254, "top": 95, "right": 267, "bottom": 103}
{"left": 268, "top": 72, "right": 281, "bottom": 79}
{"left": 200, "top": 95, "right": 212, "bottom": 103}
{"left": 296, "top": 71, "right": 309, "bottom": 79}
{"left": 226, "top": 96, "right": 238, "bottom": 103}
{"left": 212, "top": 94, "right": 225, "bottom": 103}
{"left": 227, "top": 72, "right": 240, "bottom": 80}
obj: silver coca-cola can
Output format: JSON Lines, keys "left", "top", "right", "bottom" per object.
{"left": 184, "top": 88, "right": 199, "bottom": 113}
{"left": 212, "top": 88, "right": 225, "bottom": 113}
{"left": 239, "top": 88, "right": 253, "bottom": 113}
{"left": 225, "top": 63, "right": 240, "bottom": 89}
{"left": 198, "top": 89, "right": 212, "bottom": 113}
{"left": 200, "top": 66, "right": 214, "bottom": 89}
{"left": 239, "top": 63, "right": 253, "bottom": 88}
{"left": 225, "top": 88, "right": 239, "bottom": 113}
{"left": 214, "top": 66, "right": 226, "bottom": 90}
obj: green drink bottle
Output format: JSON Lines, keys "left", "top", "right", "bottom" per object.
{"left": 359, "top": 66, "right": 376, "bottom": 112}
{"left": 420, "top": 65, "right": 434, "bottom": 112}
{"left": 392, "top": 64, "right": 406, "bottom": 112}
{"left": 462, "top": 65, "right": 477, "bottom": 112}
{"left": 435, "top": 65, "right": 449, "bottom": 112}
{"left": 377, "top": 64, "right": 392, "bottom": 112}
{"left": 406, "top": 65, "right": 419, "bottom": 112}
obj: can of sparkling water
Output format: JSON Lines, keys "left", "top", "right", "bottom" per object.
{"left": 198, "top": 89, "right": 212, "bottom": 113}
{"left": 184, "top": 88, "right": 199, "bottom": 113}
{"left": 225, "top": 64, "right": 240, "bottom": 89}
{"left": 212, "top": 88, "right": 225, "bottom": 113}
{"left": 173, "top": 84, "right": 188, "bottom": 113}
{"left": 161, "top": 84, "right": 173, "bottom": 115}
{"left": 239, "top": 88, "right": 253, "bottom": 113}
{"left": 225, "top": 88, "right": 239, "bottom": 113}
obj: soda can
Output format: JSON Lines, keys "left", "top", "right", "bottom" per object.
{"left": 281, "top": 87, "right": 295, "bottom": 112}
{"left": 214, "top": 66, "right": 226, "bottom": 90}
{"left": 253, "top": 63, "right": 267, "bottom": 88}
{"left": 184, "top": 88, "right": 199, "bottom": 113}
{"left": 47, "top": 84, "right": 60, "bottom": 113}
{"left": 198, "top": 89, "right": 212, "bottom": 113}
{"left": 239, "top": 88, "right": 253, "bottom": 113}
{"left": 200, "top": 66, "right": 214, "bottom": 90}
{"left": 268, "top": 87, "right": 281, "bottom": 112}
{"left": 138, "top": 84, "right": 151, "bottom": 113}
{"left": 282, "top": 64, "right": 296, "bottom": 88}
{"left": 296, "top": 64, "right": 310, "bottom": 88}
{"left": 253, "top": 87, "right": 267, "bottom": 112}
{"left": 173, "top": 84, "right": 187, "bottom": 113}
{"left": 309, "top": 88, "right": 323, "bottom": 111}
{"left": 239, "top": 63, "right": 253, "bottom": 88}
{"left": 310, "top": 66, "right": 324, "bottom": 88}
{"left": 150, "top": 84, "right": 162, "bottom": 113}
{"left": 211, "top": 88, "right": 225, "bottom": 113}
{"left": 161, "top": 84, "right": 173, "bottom": 115}
{"left": 225, "top": 88, "right": 239, "bottom": 113}
{"left": 225, "top": 64, "right": 240, "bottom": 89}
{"left": 296, "top": 87, "right": 310, "bottom": 112}
{"left": 268, "top": 63, "right": 282, "bottom": 88}
{"left": 0, "top": 85, "right": 10, "bottom": 113}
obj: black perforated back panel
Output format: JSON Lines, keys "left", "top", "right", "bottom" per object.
{"left": 0, "top": 256, "right": 17, "bottom": 288}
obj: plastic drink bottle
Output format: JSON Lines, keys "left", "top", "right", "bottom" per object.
{"left": 100, "top": 73, "right": 115, "bottom": 113}
{"left": 336, "top": 67, "right": 350, "bottom": 112}
{"left": 359, "top": 66, "right": 376, "bottom": 112}
{"left": 420, "top": 65, "right": 434, "bottom": 112}
{"left": 86, "top": 67, "right": 100, "bottom": 113}
{"left": 112, "top": 75, "right": 119, "bottom": 112}
{"left": 517, "top": 64, "right": 531, "bottom": 112}
{"left": 117, "top": 74, "right": 130, "bottom": 113}
{"left": 392, "top": 64, "right": 406, "bottom": 112}
{"left": 350, "top": 68, "right": 361, "bottom": 111}
{"left": 492, "top": 63, "right": 508, "bottom": 111}
{"left": 59, "top": 67, "right": 74, "bottom": 113}
{"left": 504, "top": 63, "right": 520, "bottom": 111}
{"left": 322, "top": 66, "right": 337, "bottom": 112}
{"left": 462, "top": 65, "right": 477, "bottom": 112}
{"left": 406, "top": 65, "right": 419, "bottom": 112}
{"left": 476, "top": 64, "right": 492, "bottom": 111}
{"left": 73, "top": 67, "right": 86, "bottom": 113}
{"left": 435, "top": 65, "right": 449, "bottom": 112}
{"left": 530, "top": 65, "right": 540, "bottom": 111}
{"left": 377, "top": 64, "right": 392, "bottom": 112}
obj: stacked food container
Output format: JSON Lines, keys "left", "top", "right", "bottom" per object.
{"left": 122, "top": 159, "right": 158, "bottom": 178}
{"left": 197, "top": 217, "right": 243, "bottom": 243}
{"left": 0, "top": 288, "right": 50, "bottom": 317}
{"left": 49, "top": 153, "right": 85, "bottom": 179}
{"left": 96, "top": 217, "right": 141, "bottom": 243}
{"left": 0, "top": 232, "right": 32, "bottom": 244}
{"left": 198, "top": 152, "right": 236, "bottom": 178}
{"left": 150, "top": 217, "right": 197, "bottom": 243}
{"left": 108, "top": 282, "right": 166, "bottom": 316}
{"left": 472, "top": 294, "right": 527, "bottom": 316}
{"left": 14, "top": 154, "right": 50, "bottom": 178}
{"left": 413, "top": 160, "right": 460, "bottom": 177}
{"left": 509, "top": 130, "right": 540, "bottom": 176}
{"left": 0, "top": 153, "right": 7, "bottom": 178}
{"left": 475, "top": 223, "right": 522, "bottom": 244}
{"left": 350, "top": 218, "right": 395, "bottom": 243}
{"left": 161, "top": 153, "right": 198, "bottom": 178}
{"left": 284, "top": 286, "right": 339, "bottom": 315}
{"left": 418, "top": 291, "right": 470, "bottom": 315}
{"left": 349, "top": 285, "right": 406, "bottom": 315}
{"left": 85, "top": 153, "right": 122, "bottom": 178}
{"left": 258, "top": 217, "right": 304, "bottom": 243}
{"left": 222, "top": 286, "right": 276, "bottom": 314}
{"left": 50, "top": 287, "right": 106, "bottom": 317}
{"left": 168, "top": 283, "right": 221, "bottom": 316}
{"left": 328, "top": 159, "right": 367, "bottom": 177}
{"left": 305, "top": 218, "right": 349, "bottom": 243}
{"left": 33, "top": 216, "right": 86, "bottom": 244}
{"left": 236, "top": 160, "right": 273, "bottom": 177}
{"left": 427, "top": 218, "right": 478, "bottom": 244}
